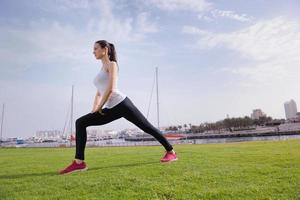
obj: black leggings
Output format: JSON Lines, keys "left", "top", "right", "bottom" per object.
{"left": 75, "top": 96, "right": 173, "bottom": 160}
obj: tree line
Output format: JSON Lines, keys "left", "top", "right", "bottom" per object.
{"left": 165, "top": 116, "right": 285, "bottom": 134}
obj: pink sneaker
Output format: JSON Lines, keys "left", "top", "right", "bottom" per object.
{"left": 58, "top": 160, "right": 88, "bottom": 175}
{"left": 160, "top": 151, "right": 178, "bottom": 163}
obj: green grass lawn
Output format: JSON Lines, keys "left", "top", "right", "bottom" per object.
{"left": 0, "top": 139, "right": 299, "bottom": 200}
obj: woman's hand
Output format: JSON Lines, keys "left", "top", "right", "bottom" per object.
{"left": 91, "top": 106, "right": 105, "bottom": 115}
{"left": 97, "top": 107, "right": 106, "bottom": 115}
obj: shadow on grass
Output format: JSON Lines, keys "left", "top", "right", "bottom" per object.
{"left": 0, "top": 161, "right": 159, "bottom": 179}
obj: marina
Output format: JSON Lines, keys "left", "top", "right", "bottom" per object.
{"left": 2, "top": 131, "right": 300, "bottom": 148}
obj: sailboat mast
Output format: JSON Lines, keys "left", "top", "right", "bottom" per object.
{"left": 0, "top": 103, "right": 4, "bottom": 146}
{"left": 70, "top": 85, "right": 74, "bottom": 147}
{"left": 156, "top": 67, "right": 160, "bottom": 129}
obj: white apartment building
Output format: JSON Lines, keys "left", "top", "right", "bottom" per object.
{"left": 284, "top": 99, "right": 298, "bottom": 119}
{"left": 35, "top": 130, "right": 62, "bottom": 140}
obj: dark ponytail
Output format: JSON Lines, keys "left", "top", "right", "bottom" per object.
{"left": 95, "top": 40, "right": 118, "bottom": 63}
{"left": 108, "top": 43, "right": 117, "bottom": 63}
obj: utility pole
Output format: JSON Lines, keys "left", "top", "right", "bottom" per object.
{"left": 0, "top": 103, "right": 5, "bottom": 147}
{"left": 156, "top": 67, "right": 160, "bottom": 129}
{"left": 70, "top": 85, "right": 74, "bottom": 147}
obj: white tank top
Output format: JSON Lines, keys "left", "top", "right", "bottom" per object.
{"left": 93, "top": 62, "right": 127, "bottom": 108}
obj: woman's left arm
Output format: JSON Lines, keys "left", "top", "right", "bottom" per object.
{"left": 97, "top": 62, "right": 118, "bottom": 110}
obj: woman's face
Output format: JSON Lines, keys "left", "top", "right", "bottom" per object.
{"left": 93, "top": 43, "right": 107, "bottom": 59}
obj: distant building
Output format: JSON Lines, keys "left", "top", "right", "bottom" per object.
{"left": 251, "top": 109, "right": 266, "bottom": 120}
{"left": 35, "top": 130, "right": 62, "bottom": 140}
{"left": 284, "top": 99, "right": 298, "bottom": 119}
{"left": 86, "top": 128, "right": 102, "bottom": 140}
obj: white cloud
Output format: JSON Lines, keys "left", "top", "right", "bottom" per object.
{"left": 197, "top": 14, "right": 213, "bottom": 22}
{"left": 149, "top": 0, "right": 212, "bottom": 12}
{"left": 136, "top": 12, "right": 159, "bottom": 33}
{"left": 182, "top": 25, "right": 208, "bottom": 35}
{"left": 0, "top": 20, "right": 92, "bottom": 75}
{"left": 33, "top": 0, "right": 91, "bottom": 12}
{"left": 84, "top": 0, "right": 160, "bottom": 42}
{"left": 182, "top": 17, "right": 300, "bottom": 88}
{"left": 197, "top": 9, "right": 253, "bottom": 23}
{"left": 0, "top": 0, "right": 161, "bottom": 75}
{"left": 148, "top": 0, "right": 252, "bottom": 23}
{"left": 211, "top": 9, "right": 253, "bottom": 22}
{"left": 186, "top": 17, "right": 300, "bottom": 61}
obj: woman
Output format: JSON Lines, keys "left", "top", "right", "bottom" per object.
{"left": 59, "top": 40, "right": 178, "bottom": 175}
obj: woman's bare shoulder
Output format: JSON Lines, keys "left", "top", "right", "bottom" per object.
{"left": 110, "top": 61, "right": 117, "bottom": 65}
{"left": 103, "top": 61, "right": 116, "bottom": 72}
{"left": 109, "top": 61, "right": 119, "bottom": 70}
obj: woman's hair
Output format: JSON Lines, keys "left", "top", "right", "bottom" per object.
{"left": 95, "top": 40, "right": 118, "bottom": 63}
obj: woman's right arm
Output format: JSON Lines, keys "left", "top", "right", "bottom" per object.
{"left": 91, "top": 90, "right": 101, "bottom": 112}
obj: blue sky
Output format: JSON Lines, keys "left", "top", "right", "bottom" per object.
{"left": 1, "top": 0, "right": 300, "bottom": 138}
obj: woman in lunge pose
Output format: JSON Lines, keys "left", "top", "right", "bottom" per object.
{"left": 59, "top": 40, "right": 178, "bottom": 175}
